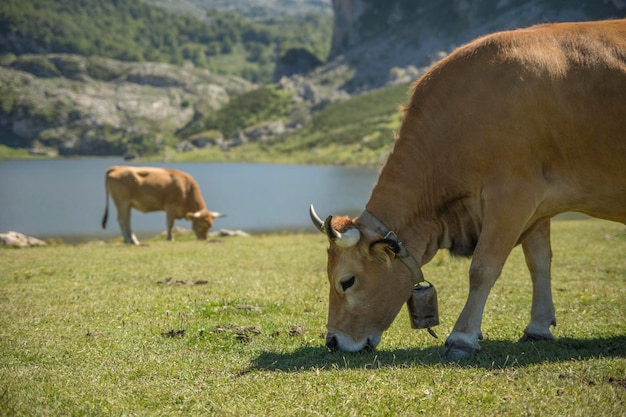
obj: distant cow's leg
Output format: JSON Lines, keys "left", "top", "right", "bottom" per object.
{"left": 116, "top": 203, "right": 139, "bottom": 245}
{"left": 444, "top": 188, "right": 536, "bottom": 359}
{"left": 165, "top": 209, "right": 176, "bottom": 241}
{"left": 519, "top": 220, "right": 556, "bottom": 341}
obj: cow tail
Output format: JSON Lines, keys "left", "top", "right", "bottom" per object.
{"left": 102, "top": 175, "right": 109, "bottom": 229}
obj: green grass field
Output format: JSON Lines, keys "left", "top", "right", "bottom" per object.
{"left": 1, "top": 219, "right": 624, "bottom": 416}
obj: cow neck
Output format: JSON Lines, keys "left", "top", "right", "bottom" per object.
{"left": 187, "top": 183, "right": 207, "bottom": 212}
{"left": 357, "top": 210, "right": 425, "bottom": 285}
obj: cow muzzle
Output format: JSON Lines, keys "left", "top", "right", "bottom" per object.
{"left": 325, "top": 331, "right": 381, "bottom": 352}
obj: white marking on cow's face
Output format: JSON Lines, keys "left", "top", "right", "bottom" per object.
{"left": 325, "top": 232, "right": 414, "bottom": 352}
{"left": 188, "top": 210, "right": 214, "bottom": 239}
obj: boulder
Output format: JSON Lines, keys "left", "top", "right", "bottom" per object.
{"left": 0, "top": 231, "right": 47, "bottom": 247}
{"left": 210, "top": 229, "right": 250, "bottom": 237}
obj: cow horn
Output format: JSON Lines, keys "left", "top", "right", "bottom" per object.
{"left": 309, "top": 205, "right": 360, "bottom": 247}
{"left": 211, "top": 211, "right": 225, "bottom": 218}
{"left": 309, "top": 204, "right": 325, "bottom": 233}
{"left": 323, "top": 215, "right": 340, "bottom": 240}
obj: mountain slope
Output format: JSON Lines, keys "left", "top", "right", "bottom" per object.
{"left": 2, "top": 0, "right": 625, "bottom": 165}
{"left": 0, "top": 0, "right": 332, "bottom": 83}
{"left": 324, "top": 0, "right": 626, "bottom": 91}
{"left": 0, "top": 54, "right": 253, "bottom": 157}
{"left": 146, "top": 0, "right": 332, "bottom": 19}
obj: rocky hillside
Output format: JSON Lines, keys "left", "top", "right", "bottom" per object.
{"left": 0, "top": 54, "right": 253, "bottom": 157}
{"left": 146, "top": 0, "right": 332, "bottom": 18}
{"left": 0, "top": 52, "right": 350, "bottom": 159}
{"left": 1, "top": 0, "right": 624, "bottom": 162}
{"left": 323, "top": 0, "right": 626, "bottom": 91}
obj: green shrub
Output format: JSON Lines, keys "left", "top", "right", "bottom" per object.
{"left": 0, "top": 0, "right": 332, "bottom": 83}
{"left": 203, "top": 85, "right": 293, "bottom": 139}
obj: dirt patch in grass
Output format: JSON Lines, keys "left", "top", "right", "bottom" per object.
{"left": 559, "top": 374, "right": 626, "bottom": 390}
{"left": 161, "top": 329, "right": 185, "bottom": 338}
{"left": 289, "top": 326, "right": 306, "bottom": 336}
{"left": 604, "top": 376, "right": 626, "bottom": 389}
{"left": 157, "top": 278, "right": 208, "bottom": 286}
{"left": 214, "top": 325, "right": 262, "bottom": 343}
{"left": 213, "top": 304, "right": 262, "bottom": 313}
{"left": 158, "top": 324, "right": 307, "bottom": 342}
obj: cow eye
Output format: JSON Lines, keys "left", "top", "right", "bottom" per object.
{"left": 340, "top": 276, "right": 356, "bottom": 291}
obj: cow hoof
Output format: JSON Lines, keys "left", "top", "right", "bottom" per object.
{"left": 442, "top": 342, "right": 479, "bottom": 360}
{"left": 518, "top": 331, "right": 555, "bottom": 343}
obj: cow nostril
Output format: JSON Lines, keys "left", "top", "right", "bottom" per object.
{"left": 325, "top": 334, "right": 338, "bottom": 351}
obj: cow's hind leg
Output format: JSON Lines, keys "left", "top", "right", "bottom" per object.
{"left": 443, "top": 187, "right": 538, "bottom": 360}
{"left": 116, "top": 203, "right": 140, "bottom": 245}
{"left": 519, "top": 219, "right": 556, "bottom": 342}
{"left": 165, "top": 209, "right": 176, "bottom": 241}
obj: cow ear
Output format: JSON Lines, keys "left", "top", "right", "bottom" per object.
{"left": 369, "top": 239, "right": 401, "bottom": 264}
{"left": 185, "top": 212, "right": 195, "bottom": 220}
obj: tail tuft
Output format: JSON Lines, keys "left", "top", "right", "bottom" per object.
{"left": 102, "top": 177, "right": 109, "bottom": 229}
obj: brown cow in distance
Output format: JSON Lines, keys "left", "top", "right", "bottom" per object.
{"left": 102, "top": 166, "right": 224, "bottom": 245}
{"left": 310, "top": 19, "right": 626, "bottom": 359}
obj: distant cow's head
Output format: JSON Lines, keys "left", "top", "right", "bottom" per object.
{"left": 310, "top": 206, "right": 414, "bottom": 352}
{"left": 186, "top": 210, "right": 224, "bottom": 240}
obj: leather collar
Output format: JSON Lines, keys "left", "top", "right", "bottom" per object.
{"left": 357, "top": 210, "right": 425, "bottom": 284}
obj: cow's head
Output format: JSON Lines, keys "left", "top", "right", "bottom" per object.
{"left": 186, "top": 210, "right": 224, "bottom": 239}
{"left": 310, "top": 205, "right": 414, "bottom": 352}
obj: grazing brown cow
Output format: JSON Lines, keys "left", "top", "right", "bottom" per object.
{"left": 310, "top": 19, "right": 626, "bottom": 359}
{"left": 102, "top": 166, "right": 223, "bottom": 245}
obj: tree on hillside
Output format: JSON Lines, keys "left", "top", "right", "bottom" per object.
{"left": 0, "top": 0, "right": 332, "bottom": 83}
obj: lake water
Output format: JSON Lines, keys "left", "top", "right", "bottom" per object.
{"left": 0, "top": 158, "right": 379, "bottom": 242}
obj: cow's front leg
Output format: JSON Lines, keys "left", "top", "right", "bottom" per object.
{"left": 443, "top": 193, "right": 535, "bottom": 360}
{"left": 519, "top": 220, "right": 556, "bottom": 341}
{"left": 443, "top": 258, "right": 503, "bottom": 359}
{"left": 165, "top": 210, "right": 176, "bottom": 241}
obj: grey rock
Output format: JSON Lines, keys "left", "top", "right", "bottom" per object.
{"left": 210, "top": 229, "right": 250, "bottom": 237}
{"left": 0, "top": 231, "right": 47, "bottom": 247}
